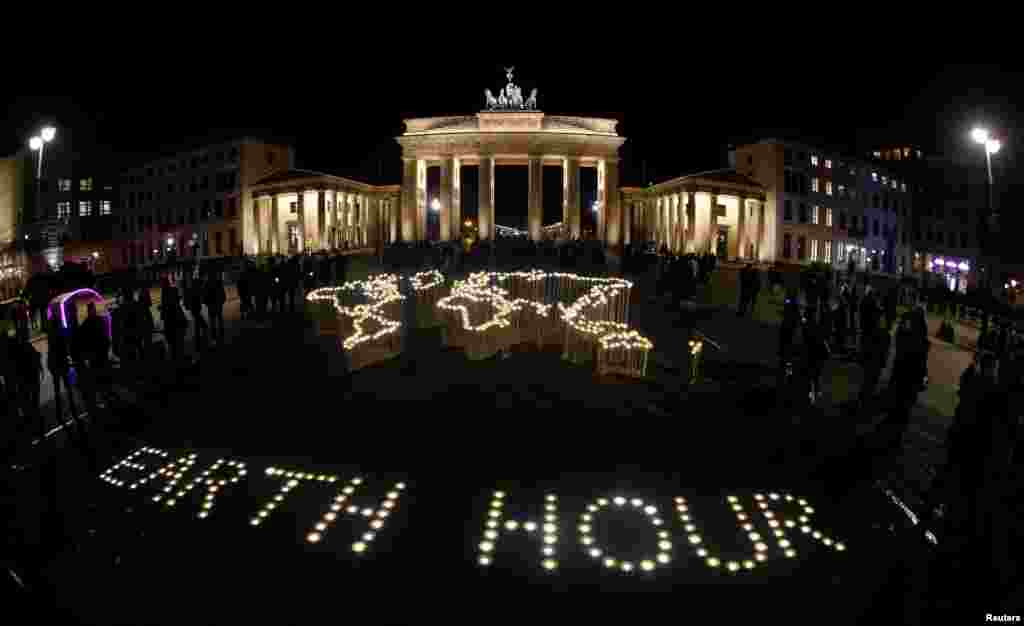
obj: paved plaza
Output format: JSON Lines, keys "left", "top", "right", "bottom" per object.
{"left": 1, "top": 250, "right": 1016, "bottom": 622}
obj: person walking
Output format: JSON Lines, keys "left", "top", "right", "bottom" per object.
{"left": 204, "top": 269, "right": 227, "bottom": 345}
{"left": 803, "top": 306, "right": 831, "bottom": 404}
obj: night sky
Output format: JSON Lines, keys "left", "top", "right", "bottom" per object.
{"left": 4, "top": 63, "right": 1021, "bottom": 255}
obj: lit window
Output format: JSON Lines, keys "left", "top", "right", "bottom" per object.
{"left": 881, "top": 175, "right": 888, "bottom": 186}
{"left": 916, "top": 150, "right": 922, "bottom": 158}
{"left": 872, "top": 172, "right": 878, "bottom": 182}
{"left": 873, "top": 151, "right": 881, "bottom": 159}
{"left": 826, "top": 208, "right": 833, "bottom": 227}
{"left": 824, "top": 240, "right": 832, "bottom": 262}
{"left": 904, "top": 148, "right": 911, "bottom": 158}
{"left": 891, "top": 179, "right": 898, "bottom": 190}
{"left": 837, "top": 184, "right": 846, "bottom": 197}
{"left": 825, "top": 181, "right": 833, "bottom": 196}
{"left": 811, "top": 177, "right": 819, "bottom": 193}
{"left": 825, "top": 159, "right": 832, "bottom": 169}
{"left": 79, "top": 201, "right": 92, "bottom": 216}
{"left": 810, "top": 239, "right": 819, "bottom": 261}
{"left": 100, "top": 200, "right": 112, "bottom": 215}
{"left": 811, "top": 206, "right": 819, "bottom": 225}
{"left": 811, "top": 154, "right": 819, "bottom": 167}
{"left": 901, "top": 182, "right": 907, "bottom": 192}
{"left": 58, "top": 179, "right": 72, "bottom": 192}
{"left": 80, "top": 178, "right": 93, "bottom": 191}
{"left": 57, "top": 201, "right": 71, "bottom": 219}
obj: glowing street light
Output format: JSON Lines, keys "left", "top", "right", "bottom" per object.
{"left": 592, "top": 201, "right": 599, "bottom": 213}
{"left": 971, "top": 125, "right": 1005, "bottom": 313}
{"left": 431, "top": 198, "right": 440, "bottom": 212}
{"left": 28, "top": 125, "right": 56, "bottom": 180}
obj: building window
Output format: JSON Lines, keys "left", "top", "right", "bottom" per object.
{"left": 949, "top": 232, "right": 957, "bottom": 248}
{"left": 782, "top": 233, "right": 792, "bottom": 259}
{"left": 891, "top": 179, "right": 898, "bottom": 190}
{"left": 229, "top": 228, "right": 237, "bottom": 253}
{"left": 228, "top": 197, "right": 237, "bottom": 218}
{"left": 784, "top": 199, "right": 793, "bottom": 221}
{"left": 901, "top": 182, "right": 907, "bottom": 193}
{"left": 784, "top": 149, "right": 793, "bottom": 165}
{"left": 837, "top": 184, "right": 845, "bottom": 197}
{"left": 80, "top": 177, "right": 93, "bottom": 191}
{"left": 290, "top": 202, "right": 298, "bottom": 214}
{"left": 873, "top": 151, "right": 881, "bottom": 159}
{"left": 961, "top": 232, "right": 968, "bottom": 248}
{"left": 811, "top": 205, "right": 819, "bottom": 225}
{"left": 230, "top": 147, "right": 239, "bottom": 161}
{"left": 797, "top": 236, "right": 807, "bottom": 260}
{"left": 57, "top": 201, "right": 71, "bottom": 219}
{"left": 811, "top": 177, "right": 819, "bottom": 193}
{"left": 826, "top": 207, "right": 833, "bottom": 227}
{"left": 810, "top": 239, "right": 819, "bottom": 261}
{"left": 79, "top": 201, "right": 92, "bottom": 216}
{"left": 871, "top": 171, "right": 878, "bottom": 182}
{"left": 58, "top": 178, "right": 72, "bottom": 192}
{"left": 824, "top": 159, "right": 832, "bottom": 169}
{"left": 214, "top": 199, "right": 223, "bottom": 217}
{"left": 215, "top": 231, "right": 223, "bottom": 255}
{"left": 825, "top": 180, "right": 833, "bottom": 196}
{"left": 811, "top": 154, "right": 819, "bottom": 167}
{"left": 797, "top": 203, "right": 807, "bottom": 224}
{"left": 839, "top": 210, "right": 847, "bottom": 228}
{"left": 824, "top": 240, "right": 832, "bottom": 262}
{"left": 100, "top": 200, "right": 112, "bottom": 215}
{"left": 189, "top": 207, "right": 197, "bottom": 224}
{"left": 871, "top": 219, "right": 878, "bottom": 237}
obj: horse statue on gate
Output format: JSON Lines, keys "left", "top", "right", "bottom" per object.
{"left": 524, "top": 88, "right": 538, "bottom": 110}
{"left": 497, "top": 87, "right": 509, "bottom": 109}
{"left": 484, "top": 89, "right": 499, "bottom": 110}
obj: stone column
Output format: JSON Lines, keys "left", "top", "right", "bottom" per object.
{"left": 317, "top": 190, "right": 326, "bottom": 250}
{"left": 528, "top": 155, "right": 543, "bottom": 242}
{"left": 439, "top": 159, "right": 452, "bottom": 242}
{"left": 390, "top": 196, "right": 399, "bottom": 244}
{"left": 401, "top": 159, "right": 416, "bottom": 242}
{"left": 450, "top": 158, "right": 461, "bottom": 239}
{"left": 694, "top": 192, "right": 712, "bottom": 254}
{"left": 297, "top": 190, "right": 307, "bottom": 253}
{"left": 687, "top": 191, "right": 697, "bottom": 253}
{"left": 367, "top": 196, "right": 379, "bottom": 252}
{"left": 618, "top": 199, "right": 626, "bottom": 245}
{"left": 596, "top": 161, "right": 606, "bottom": 241}
{"left": 604, "top": 159, "right": 620, "bottom": 247}
{"left": 737, "top": 196, "right": 747, "bottom": 260}
{"left": 270, "top": 193, "right": 282, "bottom": 254}
{"left": 562, "top": 157, "right": 581, "bottom": 239}
{"left": 479, "top": 156, "right": 494, "bottom": 240}
{"left": 671, "top": 194, "right": 680, "bottom": 252}
{"left": 416, "top": 160, "right": 427, "bottom": 241}
{"left": 253, "top": 195, "right": 263, "bottom": 255}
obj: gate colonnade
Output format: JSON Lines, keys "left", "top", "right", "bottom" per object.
{"left": 620, "top": 171, "right": 768, "bottom": 260}
{"left": 397, "top": 112, "right": 627, "bottom": 246}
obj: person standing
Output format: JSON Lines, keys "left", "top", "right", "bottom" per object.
{"left": 803, "top": 307, "right": 831, "bottom": 404}
{"left": 77, "top": 302, "right": 110, "bottom": 371}
{"left": 139, "top": 288, "right": 155, "bottom": 359}
{"left": 237, "top": 264, "right": 251, "bottom": 321}
{"left": 160, "top": 278, "right": 187, "bottom": 361}
{"left": 46, "top": 315, "right": 80, "bottom": 431}
{"left": 186, "top": 274, "right": 208, "bottom": 354}
{"left": 748, "top": 264, "right": 762, "bottom": 318}
{"left": 204, "top": 269, "right": 227, "bottom": 345}
{"left": 12, "top": 336, "right": 44, "bottom": 436}
{"left": 738, "top": 264, "right": 751, "bottom": 316}
{"left": 857, "top": 324, "right": 890, "bottom": 414}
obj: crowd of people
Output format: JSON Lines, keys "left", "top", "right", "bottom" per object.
{"left": 0, "top": 251, "right": 353, "bottom": 447}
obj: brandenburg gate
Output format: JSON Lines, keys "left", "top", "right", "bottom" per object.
{"left": 396, "top": 69, "right": 627, "bottom": 246}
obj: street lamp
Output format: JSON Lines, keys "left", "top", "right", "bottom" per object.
{"left": 972, "top": 126, "right": 1004, "bottom": 298}
{"left": 431, "top": 198, "right": 440, "bottom": 212}
{"left": 28, "top": 126, "right": 56, "bottom": 180}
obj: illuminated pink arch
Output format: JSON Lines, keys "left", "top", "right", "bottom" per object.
{"left": 47, "top": 287, "right": 112, "bottom": 339}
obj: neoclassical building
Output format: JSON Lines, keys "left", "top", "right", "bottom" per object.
{"left": 396, "top": 111, "right": 627, "bottom": 245}
{"left": 247, "top": 170, "right": 399, "bottom": 255}
{"left": 621, "top": 171, "right": 768, "bottom": 259}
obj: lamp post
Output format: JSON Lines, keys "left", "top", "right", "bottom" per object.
{"left": 28, "top": 126, "right": 56, "bottom": 242}
{"left": 971, "top": 127, "right": 1003, "bottom": 330}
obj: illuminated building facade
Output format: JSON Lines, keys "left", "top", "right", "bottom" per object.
{"left": 115, "top": 138, "right": 294, "bottom": 267}
{"left": 728, "top": 140, "right": 912, "bottom": 272}
{"left": 0, "top": 154, "right": 29, "bottom": 300}
{"left": 868, "top": 146, "right": 982, "bottom": 292}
